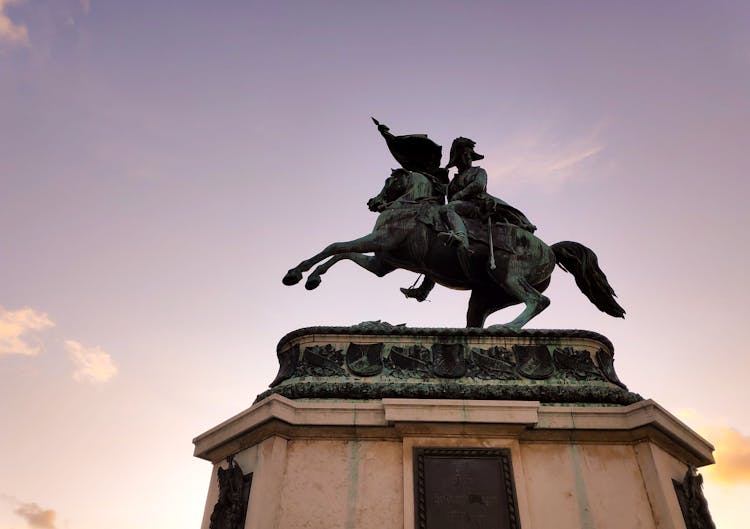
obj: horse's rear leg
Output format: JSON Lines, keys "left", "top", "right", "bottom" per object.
{"left": 467, "top": 288, "right": 515, "bottom": 327}
{"left": 486, "top": 261, "right": 550, "bottom": 329}
{"left": 283, "top": 234, "right": 383, "bottom": 286}
{"left": 305, "top": 253, "right": 395, "bottom": 290}
{"left": 467, "top": 289, "right": 495, "bottom": 327}
{"left": 500, "top": 275, "right": 550, "bottom": 329}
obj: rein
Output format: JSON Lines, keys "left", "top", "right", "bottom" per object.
{"left": 381, "top": 196, "right": 441, "bottom": 211}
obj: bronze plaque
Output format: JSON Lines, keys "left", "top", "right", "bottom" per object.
{"left": 414, "top": 448, "right": 520, "bottom": 529}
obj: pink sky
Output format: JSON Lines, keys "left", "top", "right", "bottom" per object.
{"left": 1, "top": 1, "right": 749, "bottom": 528}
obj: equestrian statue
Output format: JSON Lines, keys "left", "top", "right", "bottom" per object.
{"left": 282, "top": 118, "right": 625, "bottom": 328}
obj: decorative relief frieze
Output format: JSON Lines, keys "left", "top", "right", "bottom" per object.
{"left": 514, "top": 345, "right": 555, "bottom": 379}
{"left": 295, "top": 344, "right": 345, "bottom": 377}
{"left": 264, "top": 327, "right": 637, "bottom": 405}
{"left": 467, "top": 346, "right": 518, "bottom": 380}
{"left": 553, "top": 347, "right": 605, "bottom": 381}
{"left": 386, "top": 345, "right": 431, "bottom": 378}
{"left": 346, "top": 343, "right": 384, "bottom": 376}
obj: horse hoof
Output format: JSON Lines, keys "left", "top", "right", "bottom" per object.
{"left": 305, "top": 276, "right": 321, "bottom": 290}
{"left": 486, "top": 324, "right": 512, "bottom": 331}
{"left": 283, "top": 270, "right": 303, "bottom": 286}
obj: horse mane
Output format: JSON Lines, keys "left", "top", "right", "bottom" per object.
{"left": 394, "top": 170, "right": 437, "bottom": 203}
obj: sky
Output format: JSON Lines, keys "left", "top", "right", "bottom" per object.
{"left": 1, "top": 1, "right": 749, "bottom": 528}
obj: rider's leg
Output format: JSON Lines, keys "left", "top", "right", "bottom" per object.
{"left": 306, "top": 253, "right": 395, "bottom": 290}
{"left": 439, "top": 206, "right": 470, "bottom": 250}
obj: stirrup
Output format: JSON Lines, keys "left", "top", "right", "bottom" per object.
{"left": 400, "top": 287, "right": 429, "bottom": 302}
{"left": 439, "top": 230, "right": 469, "bottom": 249}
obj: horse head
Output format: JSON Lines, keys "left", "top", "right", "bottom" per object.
{"left": 367, "top": 169, "right": 410, "bottom": 212}
{"left": 368, "top": 169, "right": 435, "bottom": 212}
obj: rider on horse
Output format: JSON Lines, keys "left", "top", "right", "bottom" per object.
{"left": 441, "top": 136, "right": 536, "bottom": 251}
{"left": 372, "top": 119, "right": 536, "bottom": 301}
{"left": 282, "top": 119, "right": 625, "bottom": 328}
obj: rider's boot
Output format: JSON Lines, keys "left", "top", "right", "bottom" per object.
{"left": 401, "top": 277, "right": 436, "bottom": 302}
{"left": 400, "top": 286, "right": 429, "bottom": 302}
{"left": 440, "top": 208, "right": 472, "bottom": 252}
{"left": 438, "top": 229, "right": 472, "bottom": 252}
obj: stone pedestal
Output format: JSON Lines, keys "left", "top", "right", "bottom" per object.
{"left": 194, "top": 327, "right": 714, "bottom": 529}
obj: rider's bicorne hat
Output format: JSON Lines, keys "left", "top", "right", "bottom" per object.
{"left": 446, "top": 137, "right": 484, "bottom": 169}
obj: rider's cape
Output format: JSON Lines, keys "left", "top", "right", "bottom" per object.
{"left": 478, "top": 195, "right": 537, "bottom": 233}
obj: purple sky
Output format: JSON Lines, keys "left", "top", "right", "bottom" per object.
{"left": 1, "top": 1, "right": 749, "bottom": 528}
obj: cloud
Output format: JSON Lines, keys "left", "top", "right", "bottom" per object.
{"left": 677, "top": 409, "right": 750, "bottom": 484}
{"left": 0, "top": 306, "right": 55, "bottom": 356}
{"left": 0, "top": 307, "right": 117, "bottom": 384}
{"left": 483, "top": 127, "right": 604, "bottom": 192}
{"left": 65, "top": 339, "right": 118, "bottom": 383}
{"left": 0, "top": 495, "right": 57, "bottom": 529}
{"left": 707, "top": 427, "right": 750, "bottom": 483}
{"left": 0, "top": 0, "right": 29, "bottom": 47}
{"left": 14, "top": 501, "right": 57, "bottom": 529}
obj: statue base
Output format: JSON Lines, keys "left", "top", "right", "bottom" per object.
{"left": 193, "top": 326, "right": 715, "bottom": 529}
{"left": 257, "top": 324, "right": 640, "bottom": 406}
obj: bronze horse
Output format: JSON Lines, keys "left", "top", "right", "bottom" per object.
{"left": 283, "top": 170, "right": 624, "bottom": 328}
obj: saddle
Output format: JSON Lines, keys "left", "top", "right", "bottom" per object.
{"left": 416, "top": 202, "right": 522, "bottom": 255}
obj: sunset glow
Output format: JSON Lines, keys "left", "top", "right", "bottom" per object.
{"left": 2, "top": 1, "right": 749, "bottom": 528}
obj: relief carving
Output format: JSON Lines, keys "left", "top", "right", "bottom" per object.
{"left": 553, "top": 347, "right": 605, "bottom": 381}
{"left": 209, "top": 457, "right": 252, "bottom": 529}
{"left": 386, "top": 345, "right": 431, "bottom": 378}
{"left": 514, "top": 345, "right": 554, "bottom": 379}
{"left": 468, "top": 346, "right": 518, "bottom": 379}
{"left": 346, "top": 343, "right": 384, "bottom": 376}
{"left": 296, "top": 344, "right": 345, "bottom": 376}
{"left": 673, "top": 466, "right": 716, "bottom": 529}
{"left": 431, "top": 343, "right": 466, "bottom": 378}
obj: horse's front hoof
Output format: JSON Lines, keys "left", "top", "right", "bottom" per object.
{"left": 305, "top": 276, "right": 321, "bottom": 290}
{"left": 486, "top": 324, "right": 512, "bottom": 331}
{"left": 283, "top": 270, "right": 303, "bottom": 286}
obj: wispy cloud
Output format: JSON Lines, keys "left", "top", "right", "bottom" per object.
{"left": 65, "top": 339, "right": 118, "bottom": 383}
{"left": 677, "top": 409, "right": 750, "bottom": 484}
{"left": 14, "top": 502, "right": 57, "bottom": 529}
{"left": 0, "top": 0, "right": 29, "bottom": 47}
{"left": 0, "top": 306, "right": 55, "bottom": 356}
{"left": 483, "top": 126, "right": 604, "bottom": 193}
{"left": 1, "top": 307, "right": 118, "bottom": 384}
{"left": 1, "top": 495, "right": 58, "bottom": 529}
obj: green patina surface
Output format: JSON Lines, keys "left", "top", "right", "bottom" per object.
{"left": 255, "top": 380, "right": 641, "bottom": 406}
{"left": 258, "top": 325, "right": 640, "bottom": 406}
{"left": 282, "top": 120, "right": 626, "bottom": 329}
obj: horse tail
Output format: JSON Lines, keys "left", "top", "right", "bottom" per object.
{"left": 551, "top": 241, "right": 625, "bottom": 318}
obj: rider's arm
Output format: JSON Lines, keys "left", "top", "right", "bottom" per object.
{"left": 451, "top": 168, "right": 487, "bottom": 201}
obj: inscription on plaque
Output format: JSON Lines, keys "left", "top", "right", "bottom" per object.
{"left": 414, "top": 448, "right": 520, "bottom": 529}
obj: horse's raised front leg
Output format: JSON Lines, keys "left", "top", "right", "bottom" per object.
{"left": 305, "top": 253, "right": 395, "bottom": 290}
{"left": 283, "top": 233, "right": 384, "bottom": 286}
